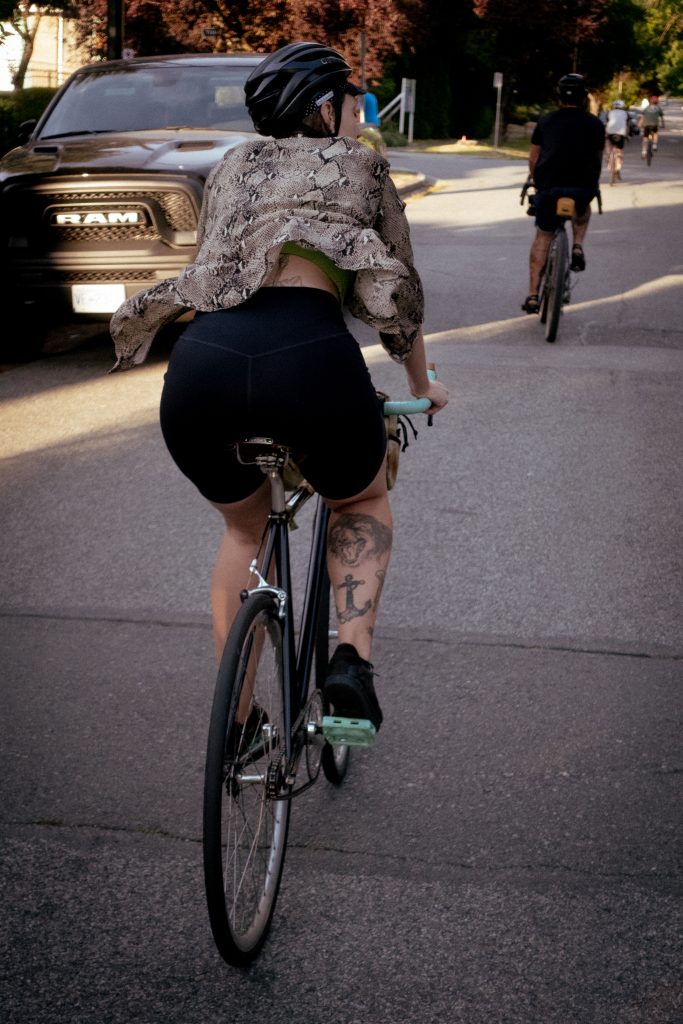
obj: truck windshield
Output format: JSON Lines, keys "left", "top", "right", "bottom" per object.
{"left": 39, "top": 64, "right": 255, "bottom": 137}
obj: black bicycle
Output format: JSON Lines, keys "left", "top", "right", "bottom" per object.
{"left": 202, "top": 379, "right": 434, "bottom": 966}
{"left": 521, "top": 178, "right": 602, "bottom": 344}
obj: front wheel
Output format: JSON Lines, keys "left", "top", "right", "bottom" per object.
{"left": 203, "top": 591, "right": 290, "bottom": 966}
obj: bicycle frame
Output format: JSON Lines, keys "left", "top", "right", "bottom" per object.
{"left": 236, "top": 442, "right": 330, "bottom": 778}
{"left": 202, "top": 383, "right": 437, "bottom": 965}
{"left": 231, "top": 370, "right": 437, "bottom": 782}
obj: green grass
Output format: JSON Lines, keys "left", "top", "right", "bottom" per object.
{"left": 403, "top": 137, "right": 531, "bottom": 159}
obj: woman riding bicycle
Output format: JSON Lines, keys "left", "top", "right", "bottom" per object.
{"left": 110, "top": 41, "right": 448, "bottom": 732}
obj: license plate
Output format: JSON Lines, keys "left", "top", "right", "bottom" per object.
{"left": 72, "top": 284, "right": 126, "bottom": 313}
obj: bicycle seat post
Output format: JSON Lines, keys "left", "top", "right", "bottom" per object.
{"left": 235, "top": 438, "right": 290, "bottom": 514}
{"left": 264, "top": 466, "right": 287, "bottom": 515}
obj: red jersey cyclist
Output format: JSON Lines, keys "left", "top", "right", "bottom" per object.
{"left": 638, "top": 96, "right": 665, "bottom": 157}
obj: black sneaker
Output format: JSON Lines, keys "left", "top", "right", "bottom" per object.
{"left": 323, "top": 643, "right": 383, "bottom": 732}
{"left": 570, "top": 246, "right": 586, "bottom": 272}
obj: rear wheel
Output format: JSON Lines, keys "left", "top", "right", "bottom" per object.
{"left": 545, "top": 228, "right": 568, "bottom": 344}
{"left": 539, "top": 270, "right": 550, "bottom": 324}
{"left": 646, "top": 137, "right": 653, "bottom": 166}
{"left": 203, "top": 591, "right": 290, "bottom": 966}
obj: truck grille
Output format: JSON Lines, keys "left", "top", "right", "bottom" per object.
{"left": 5, "top": 183, "right": 199, "bottom": 243}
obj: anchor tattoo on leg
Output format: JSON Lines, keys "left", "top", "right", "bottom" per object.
{"left": 337, "top": 573, "right": 372, "bottom": 623}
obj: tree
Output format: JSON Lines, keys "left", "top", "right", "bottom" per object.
{"left": 286, "top": 0, "right": 411, "bottom": 84}
{"left": 635, "top": 0, "right": 683, "bottom": 93}
{"left": 72, "top": 0, "right": 411, "bottom": 81}
{"left": 73, "top": 0, "right": 215, "bottom": 59}
{"left": 1, "top": 0, "right": 74, "bottom": 88}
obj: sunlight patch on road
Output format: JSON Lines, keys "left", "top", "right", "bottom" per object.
{"left": 361, "top": 273, "right": 683, "bottom": 365}
{"left": 3, "top": 272, "right": 681, "bottom": 459}
{"left": 0, "top": 362, "right": 166, "bottom": 459}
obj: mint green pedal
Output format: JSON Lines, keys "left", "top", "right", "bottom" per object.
{"left": 322, "top": 715, "right": 376, "bottom": 747}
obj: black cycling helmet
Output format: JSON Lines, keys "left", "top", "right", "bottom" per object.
{"left": 557, "top": 73, "right": 589, "bottom": 104}
{"left": 245, "top": 41, "right": 362, "bottom": 138}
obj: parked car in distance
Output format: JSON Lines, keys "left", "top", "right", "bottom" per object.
{"left": 0, "top": 53, "right": 263, "bottom": 358}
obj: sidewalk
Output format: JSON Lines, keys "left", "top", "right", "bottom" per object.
{"left": 390, "top": 166, "right": 437, "bottom": 200}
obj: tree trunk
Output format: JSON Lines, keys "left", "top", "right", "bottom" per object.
{"left": 11, "top": 7, "right": 41, "bottom": 90}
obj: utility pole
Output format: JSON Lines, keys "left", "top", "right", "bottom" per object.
{"left": 359, "top": 13, "right": 366, "bottom": 90}
{"left": 107, "top": 0, "right": 124, "bottom": 60}
{"left": 493, "top": 71, "right": 503, "bottom": 148}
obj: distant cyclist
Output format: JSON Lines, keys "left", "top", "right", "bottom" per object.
{"left": 638, "top": 96, "right": 665, "bottom": 157}
{"left": 521, "top": 73, "right": 605, "bottom": 315}
{"left": 605, "top": 99, "right": 629, "bottom": 180}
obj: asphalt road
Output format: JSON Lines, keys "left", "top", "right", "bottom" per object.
{"left": 2, "top": 107, "right": 682, "bottom": 1023}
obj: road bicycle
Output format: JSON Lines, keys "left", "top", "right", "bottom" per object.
{"left": 202, "top": 375, "right": 435, "bottom": 966}
{"left": 520, "top": 179, "right": 602, "bottom": 344}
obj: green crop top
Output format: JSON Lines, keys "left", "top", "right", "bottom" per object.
{"left": 280, "top": 242, "right": 354, "bottom": 304}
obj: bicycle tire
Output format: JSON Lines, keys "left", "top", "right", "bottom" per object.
{"left": 545, "top": 228, "right": 568, "bottom": 343}
{"left": 203, "top": 591, "right": 290, "bottom": 966}
{"left": 317, "top": 567, "right": 351, "bottom": 785}
{"left": 539, "top": 270, "right": 549, "bottom": 324}
{"left": 608, "top": 148, "right": 618, "bottom": 185}
{"left": 646, "top": 138, "right": 653, "bottom": 166}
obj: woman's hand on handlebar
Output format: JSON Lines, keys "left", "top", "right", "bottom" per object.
{"left": 403, "top": 329, "right": 448, "bottom": 415}
{"left": 412, "top": 378, "right": 449, "bottom": 414}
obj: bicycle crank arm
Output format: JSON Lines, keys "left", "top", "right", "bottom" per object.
{"left": 322, "top": 715, "right": 376, "bottom": 747}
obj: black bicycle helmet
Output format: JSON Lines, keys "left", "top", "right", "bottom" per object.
{"left": 244, "top": 41, "right": 359, "bottom": 138}
{"left": 557, "top": 73, "right": 588, "bottom": 104}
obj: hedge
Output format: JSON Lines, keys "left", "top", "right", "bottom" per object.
{"left": 0, "top": 87, "right": 57, "bottom": 156}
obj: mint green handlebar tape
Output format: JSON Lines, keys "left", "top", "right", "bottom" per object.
{"left": 383, "top": 368, "right": 436, "bottom": 416}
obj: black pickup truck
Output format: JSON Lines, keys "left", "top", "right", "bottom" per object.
{"left": 0, "top": 53, "right": 262, "bottom": 358}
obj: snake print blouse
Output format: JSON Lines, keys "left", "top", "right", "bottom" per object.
{"left": 109, "top": 135, "right": 424, "bottom": 371}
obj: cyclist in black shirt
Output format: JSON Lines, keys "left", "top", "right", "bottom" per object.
{"left": 522, "top": 74, "right": 605, "bottom": 314}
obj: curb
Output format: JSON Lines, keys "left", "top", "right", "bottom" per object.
{"left": 393, "top": 170, "right": 439, "bottom": 201}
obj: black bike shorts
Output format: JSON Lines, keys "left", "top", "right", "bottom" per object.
{"left": 534, "top": 186, "right": 598, "bottom": 233}
{"left": 159, "top": 288, "right": 387, "bottom": 504}
{"left": 608, "top": 133, "right": 625, "bottom": 149}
